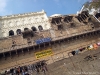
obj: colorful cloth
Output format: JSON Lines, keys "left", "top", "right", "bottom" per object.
{"left": 75, "top": 50, "right": 80, "bottom": 54}
{"left": 87, "top": 45, "right": 93, "bottom": 50}
{"left": 93, "top": 43, "right": 98, "bottom": 49}
{"left": 71, "top": 51, "right": 75, "bottom": 55}
{"left": 79, "top": 47, "right": 85, "bottom": 52}
{"left": 97, "top": 42, "right": 100, "bottom": 46}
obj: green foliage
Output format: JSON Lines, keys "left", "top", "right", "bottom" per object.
{"left": 84, "top": 0, "right": 100, "bottom": 10}
{"left": 89, "top": 0, "right": 100, "bottom": 9}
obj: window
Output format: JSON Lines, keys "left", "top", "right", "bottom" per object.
{"left": 58, "top": 25, "right": 63, "bottom": 30}
{"left": 64, "top": 17, "right": 69, "bottom": 23}
{"left": 16, "top": 29, "right": 21, "bottom": 35}
{"left": 31, "top": 26, "right": 37, "bottom": 31}
{"left": 95, "top": 13, "right": 100, "bottom": 18}
{"left": 24, "top": 28, "right": 29, "bottom": 31}
{"left": 9, "top": 30, "right": 14, "bottom": 36}
{"left": 56, "top": 20, "right": 60, "bottom": 24}
{"left": 38, "top": 25, "right": 43, "bottom": 31}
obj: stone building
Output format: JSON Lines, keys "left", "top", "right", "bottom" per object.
{"left": 0, "top": 10, "right": 51, "bottom": 38}
{"left": 0, "top": 10, "right": 100, "bottom": 73}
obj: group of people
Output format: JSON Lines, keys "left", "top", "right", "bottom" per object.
{"left": 1, "top": 60, "right": 48, "bottom": 75}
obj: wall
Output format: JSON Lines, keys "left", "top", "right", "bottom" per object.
{"left": 0, "top": 33, "right": 99, "bottom": 71}
{"left": 0, "top": 10, "right": 51, "bottom": 38}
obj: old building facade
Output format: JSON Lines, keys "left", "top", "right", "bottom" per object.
{"left": 0, "top": 10, "right": 100, "bottom": 73}
{"left": 0, "top": 10, "right": 51, "bottom": 38}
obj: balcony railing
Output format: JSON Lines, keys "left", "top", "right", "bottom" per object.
{"left": 0, "top": 27, "right": 100, "bottom": 54}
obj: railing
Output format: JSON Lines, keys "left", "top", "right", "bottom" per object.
{"left": 0, "top": 27, "right": 100, "bottom": 54}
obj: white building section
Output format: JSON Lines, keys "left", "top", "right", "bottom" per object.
{"left": 0, "top": 10, "right": 51, "bottom": 38}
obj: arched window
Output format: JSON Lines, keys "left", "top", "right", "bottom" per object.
{"left": 16, "top": 29, "right": 21, "bottom": 35}
{"left": 31, "top": 26, "right": 37, "bottom": 31}
{"left": 9, "top": 30, "right": 14, "bottom": 36}
{"left": 38, "top": 25, "right": 43, "bottom": 31}
{"left": 95, "top": 13, "right": 100, "bottom": 18}
{"left": 24, "top": 28, "right": 29, "bottom": 31}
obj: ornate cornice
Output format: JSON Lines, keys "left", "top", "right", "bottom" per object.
{"left": 1, "top": 10, "right": 45, "bottom": 19}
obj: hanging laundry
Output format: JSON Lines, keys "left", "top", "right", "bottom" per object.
{"left": 71, "top": 50, "right": 79, "bottom": 55}
{"left": 71, "top": 51, "right": 76, "bottom": 55}
{"left": 79, "top": 47, "right": 85, "bottom": 52}
{"left": 87, "top": 45, "right": 94, "bottom": 50}
{"left": 97, "top": 42, "right": 100, "bottom": 46}
{"left": 93, "top": 43, "right": 98, "bottom": 50}
{"left": 75, "top": 50, "right": 80, "bottom": 54}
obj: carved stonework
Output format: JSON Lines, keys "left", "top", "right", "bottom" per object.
{"left": 0, "top": 10, "right": 51, "bottom": 38}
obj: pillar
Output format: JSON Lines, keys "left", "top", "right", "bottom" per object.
{"left": 33, "top": 45, "right": 35, "bottom": 50}
{"left": 27, "top": 47, "right": 30, "bottom": 52}
{"left": 49, "top": 42, "right": 51, "bottom": 46}
{"left": 44, "top": 43, "right": 45, "bottom": 48}
{"left": 3, "top": 53, "right": 6, "bottom": 60}
{"left": 80, "top": 16, "right": 84, "bottom": 21}
{"left": 9, "top": 52, "right": 12, "bottom": 59}
{"left": 22, "top": 49, "right": 24, "bottom": 56}
{"left": 54, "top": 20, "right": 57, "bottom": 25}
{"left": 77, "top": 17, "right": 81, "bottom": 22}
{"left": 16, "top": 50, "right": 18, "bottom": 56}
{"left": 81, "top": 14, "right": 85, "bottom": 20}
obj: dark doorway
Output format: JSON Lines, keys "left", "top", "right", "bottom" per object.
{"left": 38, "top": 25, "right": 43, "bottom": 31}
{"left": 16, "top": 29, "right": 21, "bottom": 35}
{"left": 31, "top": 26, "right": 37, "bottom": 31}
{"left": 9, "top": 30, "right": 14, "bottom": 36}
{"left": 95, "top": 13, "right": 100, "bottom": 18}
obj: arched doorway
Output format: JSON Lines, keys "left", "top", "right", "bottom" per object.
{"left": 24, "top": 28, "right": 29, "bottom": 31}
{"left": 9, "top": 30, "right": 14, "bottom": 36}
{"left": 31, "top": 26, "right": 37, "bottom": 31}
{"left": 38, "top": 25, "right": 43, "bottom": 31}
{"left": 16, "top": 29, "right": 21, "bottom": 35}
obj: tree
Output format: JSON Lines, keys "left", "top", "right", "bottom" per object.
{"left": 84, "top": 0, "right": 100, "bottom": 10}
{"left": 89, "top": 0, "right": 100, "bottom": 9}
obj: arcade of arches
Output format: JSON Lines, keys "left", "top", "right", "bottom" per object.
{"left": 8, "top": 25, "right": 43, "bottom": 36}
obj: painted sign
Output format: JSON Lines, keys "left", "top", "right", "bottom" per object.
{"left": 35, "top": 37, "right": 51, "bottom": 44}
{"left": 35, "top": 48, "right": 53, "bottom": 59}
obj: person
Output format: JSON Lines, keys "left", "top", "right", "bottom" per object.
{"left": 25, "top": 71, "right": 29, "bottom": 75}
{"left": 13, "top": 67, "right": 17, "bottom": 75}
{"left": 17, "top": 66, "right": 21, "bottom": 74}
{"left": 32, "top": 64, "right": 36, "bottom": 71}
{"left": 37, "top": 62, "right": 41, "bottom": 71}
{"left": 41, "top": 65, "right": 46, "bottom": 74}
{"left": 10, "top": 68, "right": 14, "bottom": 75}
{"left": 22, "top": 66, "right": 26, "bottom": 75}
{"left": 12, "top": 40, "right": 16, "bottom": 49}
{"left": 41, "top": 60, "right": 48, "bottom": 72}
{"left": 5, "top": 70, "right": 7, "bottom": 75}
{"left": 44, "top": 61, "right": 48, "bottom": 71}
{"left": 35, "top": 63, "right": 39, "bottom": 73}
{"left": 22, "top": 69, "right": 25, "bottom": 75}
